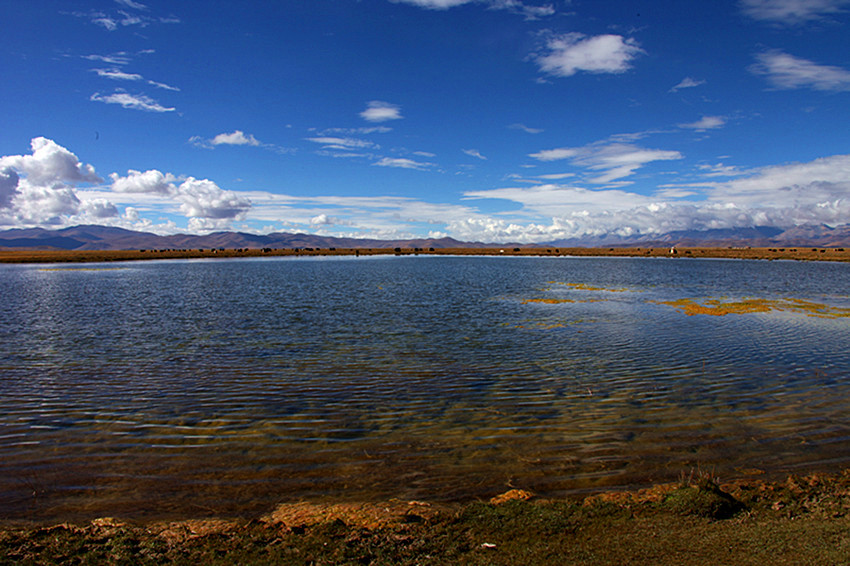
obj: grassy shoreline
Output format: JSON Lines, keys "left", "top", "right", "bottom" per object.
{"left": 3, "top": 471, "right": 850, "bottom": 564}
{"left": 1, "top": 245, "right": 850, "bottom": 264}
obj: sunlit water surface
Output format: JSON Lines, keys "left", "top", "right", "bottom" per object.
{"left": 1, "top": 256, "right": 849, "bottom": 522}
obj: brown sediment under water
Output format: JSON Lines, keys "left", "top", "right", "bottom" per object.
{"left": 1, "top": 255, "right": 849, "bottom": 524}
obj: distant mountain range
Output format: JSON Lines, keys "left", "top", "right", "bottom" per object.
{"left": 1, "top": 224, "right": 849, "bottom": 251}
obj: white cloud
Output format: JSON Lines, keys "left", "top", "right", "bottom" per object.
{"left": 536, "top": 33, "right": 643, "bottom": 78}
{"left": 509, "top": 123, "right": 544, "bottom": 134}
{"left": 528, "top": 148, "right": 578, "bottom": 161}
{"left": 176, "top": 178, "right": 251, "bottom": 220}
{"left": 455, "top": 154, "right": 850, "bottom": 242}
{"left": 463, "top": 149, "right": 487, "bottom": 160}
{"left": 0, "top": 168, "right": 20, "bottom": 208}
{"left": 211, "top": 130, "right": 261, "bottom": 147}
{"left": 81, "top": 198, "right": 120, "bottom": 219}
{"left": 390, "top": 0, "right": 472, "bottom": 7}
{"left": 741, "top": 0, "right": 850, "bottom": 24}
{"left": 537, "top": 173, "right": 574, "bottom": 180}
{"left": 0, "top": 137, "right": 101, "bottom": 186}
{"left": 698, "top": 153, "right": 850, "bottom": 203}
{"left": 310, "top": 213, "right": 335, "bottom": 226}
{"left": 373, "top": 157, "right": 434, "bottom": 170}
{"left": 530, "top": 142, "right": 683, "bottom": 184}
{"left": 0, "top": 138, "right": 113, "bottom": 226}
{"left": 388, "top": 0, "right": 555, "bottom": 18}
{"left": 13, "top": 185, "right": 83, "bottom": 224}
{"left": 147, "top": 80, "right": 179, "bottom": 91}
{"left": 360, "top": 101, "right": 403, "bottom": 122}
{"left": 750, "top": 50, "right": 850, "bottom": 91}
{"left": 92, "top": 68, "right": 143, "bottom": 81}
{"left": 90, "top": 91, "right": 176, "bottom": 112}
{"left": 83, "top": 53, "right": 132, "bottom": 66}
{"left": 669, "top": 77, "right": 706, "bottom": 92}
{"left": 319, "top": 126, "right": 393, "bottom": 135}
{"left": 110, "top": 169, "right": 176, "bottom": 194}
{"left": 307, "top": 136, "right": 378, "bottom": 150}
{"left": 679, "top": 115, "right": 726, "bottom": 131}
{"left": 191, "top": 131, "right": 292, "bottom": 154}
{"left": 115, "top": 0, "right": 148, "bottom": 9}
{"left": 93, "top": 16, "right": 118, "bottom": 30}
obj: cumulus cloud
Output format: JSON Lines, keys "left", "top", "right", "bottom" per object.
{"left": 110, "top": 169, "right": 176, "bottom": 194}
{"left": 0, "top": 168, "right": 20, "bottom": 208}
{"left": 741, "top": 0, "right": 850, "bottom": 24}
{"left": 679, "top": 115, "right": 726, "bottom": 131}
{"left": 190, "top": 130, "right": 262, "bottom": 149}
{"left": 210, "top": 130, "right": 261, "bottom": 146}
{"left": 0, "top": 138, "right": 115, "bottom": 225}
{"left": 90, "top": 91, "right": 176, "bottom": 112}
{"left": 360, "top": 101, "right": 403, "bottom": 122}
{"left": 13, "top": 185, "right": 82, "bottom": 224}
{"left": 81, "top": 199, "right": 120, "bottom": 219}
{"left": 0, "top": 137, "right": 101, "bottom": 186}
{"left": 456, "top": 154, "right": 850, "bottom": 242}
{"left": 669, "top": 77, "right": 706, "bottom": 92}
{"left": 750, "top": 50, "right": 850, "bottom": 91}
{"left": 536, "top": 33, "right": 643, "bottom": 78}
{"left": 176, "top": 178, "right": 251, "bottom": 220}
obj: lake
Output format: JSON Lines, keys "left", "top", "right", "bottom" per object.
{"left": 1, "top": 255, "right": 849, "bottom": 523}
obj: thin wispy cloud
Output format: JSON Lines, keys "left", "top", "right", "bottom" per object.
{"left": 741, "top": 0, "right": 850, "bottom": 24}
{"left": 373, "top": 157, "right": 434, "bottom": 170}
{"left": 751, "top": 50, "right": 850, "bottom": 91}
{"left": 389, "top": 0, "right": 555, "bottom": 18}
{"left": 530, "top": 142, "right": 683, "bottom": 184}
{"left": 92, "top": 68, "right": 143, "bottom": 81}
{"left": 115, "top": 0, "right": 148, "bottom": 9}
{"left": 90, "top": 91, "right": 175, "bottom": 112}
{"left": 509, "top": 123, "right": 544, "bottom": 134}
{"left": 669, "top": 77, "right": 706, "bottom": 92}
{"left": 307, "top": 136, "right": 379, "bottom": 150}
{"left": 463, "top": 149, "right": 487, "bottom": 160}
{"left": 190, "top": 131, "right": 294, "bottom": 154}
{"left": 679, "top": 116, "right": 726, "bottom": 131}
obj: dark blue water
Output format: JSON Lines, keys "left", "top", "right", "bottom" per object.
{"left": 1, "top": 255, "right": 849, "bottom": 522}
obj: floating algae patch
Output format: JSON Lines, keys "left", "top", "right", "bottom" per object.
{"left": 520, "top": 298, "right": 604, "bottom": 305}
{"left": 545, "top": 282, "right": 637, "bottom": 292}
{"left": 653, "top": 297, "right": 850, "bottom": 318}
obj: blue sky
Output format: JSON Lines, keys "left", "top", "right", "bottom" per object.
{"left": 1, "top": 0, "right": 849, "bottom": 242}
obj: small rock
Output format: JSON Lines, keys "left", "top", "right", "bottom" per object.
{"left": 490, "top": 489, "right": 534, "bottom": 505}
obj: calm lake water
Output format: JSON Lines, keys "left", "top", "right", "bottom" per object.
{"left": 2, "top": 255, "right": 850, "bottom": 522}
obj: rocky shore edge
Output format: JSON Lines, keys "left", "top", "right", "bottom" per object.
{"left": 3, "top": 471, "right": 850, "bottom": 564}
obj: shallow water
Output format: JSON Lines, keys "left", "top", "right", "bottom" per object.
{"left": 1, "top": 255, "right": 849, "bottom": 522}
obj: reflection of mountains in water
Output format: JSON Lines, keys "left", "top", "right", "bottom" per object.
{"left": 1, "top": 223, "right": 850, "bottom": 251}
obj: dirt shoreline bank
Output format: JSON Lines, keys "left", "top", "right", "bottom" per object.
{"left": 1, "top": 245, "right": 849, "bottom": 264}
{"left": 3, "top": 472, "right": 850, "bottom": 564}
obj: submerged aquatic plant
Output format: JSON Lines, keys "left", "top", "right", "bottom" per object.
{"left": 653, "top": 297, "right": 850, "bottom": 318}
